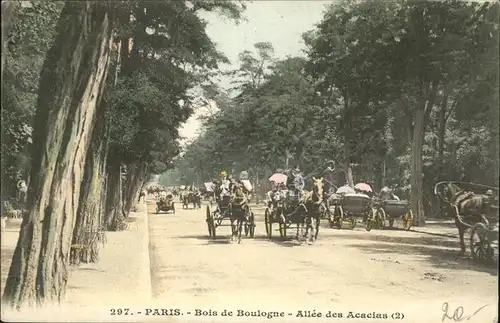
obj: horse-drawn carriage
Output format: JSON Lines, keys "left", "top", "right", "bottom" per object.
{"left": 373, "top": 199, "right": 413, "bottom": 230}
{"left": 181, "top": 189, "right": 201, "bottom": 209}
{"left": 264, "top": 177, "right": 324, "bottom": 243}
{"left": 206, "top": 182, "right": 255, "bottom": 243}
{"left": 434, "top": 181, "right": 498, "bottom": 263}
{"left": 156, "top": 192, "right": 175, "bottom": 214}
{"left": 265, "top": 192, "right": 313, "bottom": 239}
{"left": 327, "top": 185, "right": 374, "bottom": 231}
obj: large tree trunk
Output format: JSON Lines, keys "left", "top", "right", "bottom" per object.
{"left": 410, "top": 82, "right": 438, "bottom": 227}
{"left": 1, "top": 2, "right": 113, "bottom": 310}
{"left": 343, "top": 95, "right": 354, "bottom": 188}
{"left": 437, "top": 91, "right": 448, "bottom": 178}
{"left": 104, "top": 156, "right": 124, "bottom": 231}
{"left": 70, "top": 100, "right": 107, "bottom": 265}
{"left": 410, "top": 105, "right": 425, "bottom": 227}
{"left": 122, "top": 162, "right": 147, "bottom": 217}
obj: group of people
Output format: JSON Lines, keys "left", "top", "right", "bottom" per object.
{"left": 267, "top": 160, "right": 403, "bottom": 209}
{"left": 269, "top": 161, "right": 343, "bottom": 203}
{"left": 210, "top": 171, "right": 252, "bottom": 208}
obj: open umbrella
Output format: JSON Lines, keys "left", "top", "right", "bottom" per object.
{"left": 355, "top": 183, "right": 372, "bottom": 192}
{"left": 336, "top": 185, "right": 356, "bottom": 194}
{"left": 268, "top": 173, "right": 287, "bottom": 184}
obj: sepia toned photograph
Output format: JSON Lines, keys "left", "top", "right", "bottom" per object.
{"left": 1, "top": 0, "right": 498, "bottom": 322}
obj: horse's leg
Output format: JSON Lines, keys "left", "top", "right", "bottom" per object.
{"left": 238, "top": 217, "right": 243, "bottom": 244}
{"left": 306, "top": 215, "right": 313, "bottom": 243}
{"left": 454, "top": 218, "right": 467, "bottom": 258}
{"left": 230, "top": 217, "right": 236, "bottom": 241}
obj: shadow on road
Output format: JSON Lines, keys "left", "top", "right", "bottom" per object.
{"left": 339, "top": 231, "right": 460, "bottom": 249}
{"left": 172, "top": 233, "right": 306, "bottom": 247}
{"left": 341, "top": 232, "right": 498, "bottom": 276}
{"left": 252, "top": 235, "right": 307, "bottom": 248}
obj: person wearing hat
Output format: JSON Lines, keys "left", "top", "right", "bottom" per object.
{"left": 290, "top": 165, "right": 305, "bottom": 199}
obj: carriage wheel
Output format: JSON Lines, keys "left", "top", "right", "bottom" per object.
{"left": 206, "top": 206, "right": 213, "bottom": 238}
{"left": 375, "top": 208, "right": 387, "bottom": 230}
{"left": 319, "top": 204, "right": 327, "bottom": 220}
{"left": 265, "top": 208, "right": 272, "bottom": 238}
{"left": 249, "top": 212, "right": 255, "bottom": 238}
{"left": 349, "top": 217, "right": 356, "bottom": 229}
{"left": 402, "top": 209, "right": 413, "bottom": 231}
{"left": 333, "top": 206, "right": 344, "bottom": 229}
{"left": 364, "top": 208, "right": 374, "bottom": 232}
{"left": 279, "top": 220, "right": 287, "bottom": 240}
{"left": 244, "top": 211, "right": 250, "bottom": 237}
{"left": 470, "top": 222, "right": 494, "bottom": 263}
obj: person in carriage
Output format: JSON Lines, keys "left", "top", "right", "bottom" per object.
{"left": 286, "top": 165, "right": 305, "bottom": 200}
{"left": 323, "top": 160, "right": 340, "bottom": 209}
{"left": 214, "top": 171, "right": 231, "bottom": 209}
{"left": 379, "top": 185, "right": 400, "bottom": 201}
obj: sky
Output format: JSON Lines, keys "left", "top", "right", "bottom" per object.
{"left": 178, "top": 0, "right": 334, "bottom": 145}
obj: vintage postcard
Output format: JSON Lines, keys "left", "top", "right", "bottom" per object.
{"left": 1, "top": 1, "right": 498, "bottom": 322}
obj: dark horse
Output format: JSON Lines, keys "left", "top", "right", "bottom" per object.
{"left": 229, "top": 182, "right": 249, "bottom": 244}
{"left": 435, "top": 182, "right": 495, "bottom": 257}
{"left": 298, "top": 177, "right": 324, "bottom": 244}
{"left": 182, "top": 191, "right": 201, "bottom": 209}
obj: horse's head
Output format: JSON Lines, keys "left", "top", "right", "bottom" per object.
{"left": 232, "top": 182, "right": 246, "bottom": 198}
{"left": 312, "top": 176, "right": 324, "bottom": 199}
{"left": 442, "top": 183, "right": 463, "bottom": 203}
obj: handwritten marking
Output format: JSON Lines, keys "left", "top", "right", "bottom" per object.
{"left": 441, "top": 302, "right": 489, "bottom": 322}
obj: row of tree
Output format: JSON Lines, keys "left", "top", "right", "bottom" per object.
{"left": 1, "top": 0, "right": 245, "bottom": 310}
{"left": 164, "top": 0, "right": 499, "bottom": 226}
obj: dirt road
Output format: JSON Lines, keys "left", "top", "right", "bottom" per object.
{"left": 147, "top": 200, "right": 497, "bottom": 323}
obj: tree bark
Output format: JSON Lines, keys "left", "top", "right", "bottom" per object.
{"left": 410, "top": 81, "right": 438, "bottom": 227}
{"left": 343, "top": 94, "right": 354, "bottom": 188}
{"left": 70, "top": 99, "right": 107, "bottom": 265}
{"left": 410, "top": 103, "right": 426, "bottom": 227}
{"left": 122, "top": 162, "right": 147, "bottom": 217}
{"left": 2, "top": 2, "right": 113, "bottom": 309}
{"left": 104, "top": 156, "right": 123, "bottom": 231}
{"left": 437, "top": 90, "right": 448, "bottom": 179}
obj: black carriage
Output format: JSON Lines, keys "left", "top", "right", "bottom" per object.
{"left": 156, "top": 194, "right": 175, "bottom": 214}
{"left": 264, "top": 190, "right": 286, "bottom": 238}
{"left": 268, "top": 193, "right": 320, "bottom": 241}
{"left": 328, "top": 193, "right": 374, "bottom": 231}
{"left": 206, "top": 194, "right": 255, "bottom": 239}
{"left": 470, "top": 221, "right": 498, "bottom": 263}
{"left": 434, "top": 181, "right": 499, "bottom": 263}
{"left": 373, "top": 199, "right": 413, "bottom": 230}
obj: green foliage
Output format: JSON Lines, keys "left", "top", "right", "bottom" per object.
{"left": 106, "top": 0, "right": 245, "bottom": 174}
{"left": 1, "top": 2, "right": 63, "bottom": 196}
{"left": 169, "top": 1, "right": 498, "bottom": 202}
